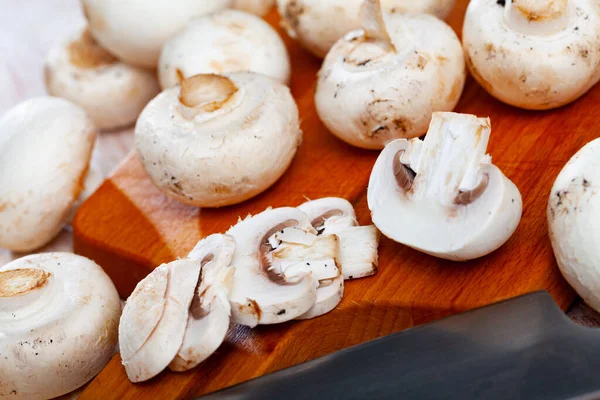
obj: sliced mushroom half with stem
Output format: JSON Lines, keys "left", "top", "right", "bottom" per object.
{"left": 463, "top": 0, "right": 600, "bottom": 110}
{"left": 119, "top": 234, "right": 236, "bottom": 382}
{"left": 226, "top": 207, "right": 348, "bottom": 325}
{"left": 298, "top": 197, "right": 380, "bottom": 280}
{"left": 315, "top": 0, "right": 465, "bottom": 149}
{"left": 368, "top": 112, "right": 522, "bottom": 261}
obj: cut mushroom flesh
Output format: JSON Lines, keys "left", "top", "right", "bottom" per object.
{"left": 368, "top": 112, "right": 522, "bottom": 261}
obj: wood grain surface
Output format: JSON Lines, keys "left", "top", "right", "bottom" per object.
{"left": 64, "top": 1, "right": 600, "bottom": 399}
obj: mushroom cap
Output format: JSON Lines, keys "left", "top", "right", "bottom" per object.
{"left": 315, "top": 12, "right": 465, "bottom": 149}
{"left": 226, "top": 207, "right": 319, "bottom": 326}
{"left": 45, "top": 27, "right": 160, "bottom": 130}
{"left": 233, "top": 0, "right": 276, "bottom": 16}
{"left": 135, "top": 72, "right": 302, "bottom": 208}
{"left": 463, "top": 0, "right": 600, "bottom": 110}
{"left": 0, "top": 253, "right": 121, "bottom": 399}
{"left": 158, "top": 9, "right": 291, "bottom": 89}
{"left": 368, "top": 112, "right": 522, "bottom": 261}
{"left": 277, "top": 0, "right": 456, "bottom": 58}
{"left": 81, "top": 0, "right": 233, "bottom": 68}
{"left": 0, "top": 97, "right": 96, "bottom": 252}
{"left": 548, "top": 138, "right": 600, "bottom": 311}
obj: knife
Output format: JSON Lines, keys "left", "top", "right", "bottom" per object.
{"left": 199, "top": 292, "right": 600, "bottom": 400}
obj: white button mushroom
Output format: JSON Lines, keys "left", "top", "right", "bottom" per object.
{"left": 0, "top": 97, "right": 97, "bottom": 252}
{"left": 135, "top": 72, "right": 302, "bottom": 208}
{"left": 463, "top": 0, "right": 600, "bottom": 110}
{"left": 119, "top": 234, "right": 235, "bottom": 382}
{"left": 44, "top": 27, "right": 160, "bottom": 131}
{"left": 0, "top": 253, "right": 121, "bottom": 399}
{"left": 158, "top": 10, "right": 291, "bottom": 89}
{"left": 315, "top": 0, "right": 465, "bottom": 149}
{"left": 81, "top": 0, "right": 233, "bottom": 68}
{"left": 548, "top": 138, "right": 600, "bottom": 312}
{"left": 298, "top": 197, "right": 380, "bottom": 280}
{"left": 368, "top": 112, "right": 523, "bottom": 261}
{"left": 233, "top": 0, "right": 276, "bottom": 16}
{"left": 277, "top": 0, "right": 456, "bottom": 58}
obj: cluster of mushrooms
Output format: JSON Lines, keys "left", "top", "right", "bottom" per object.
{"left": 2, "top": 0, "right": 600, "bottom": 397}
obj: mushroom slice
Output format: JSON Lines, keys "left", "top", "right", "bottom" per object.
{"left": 169, "top": 234, "right": 236, "bottom": 372}
{"left": 315, "top": 0, "right": 465, "bottom": 149}
{"left": 0, "top": 97, "right": 96, "bottom": 252}
{"left": 120, "top": 259, "right": 200, "bottom": 382}
{"left": 136, "top": 72, "right": 301, "bottom": 208}
{"left": 158, "top": 10, "right": 291, "bottom": 89}
{"left": 462, "top": 0, "right": 600, "bottom": 110}
{"left": 0, "top": 253, "right": 121, "bottom": 399}
{"left": 548, "top": 138, "right": 600, "bottom": 312}
{"left": 44, "top": 27, "right": 160, "bottom": 130}
{"left": 226, "top": 207, "right": 321, "bottom": 326}
{"left": 276, "top": 0, "right": 455, "bottom": 58}
{"left": 81, "top": 0, "right": 232, "bottom": 68}
{"left": 298, "top": 197, "right": 380, "bottom": 280}
{"left": 368, "top": 112, "right": 522, "bottom": 261}
{"left": 233, "top": 0, "right": 275, "bottom": 16}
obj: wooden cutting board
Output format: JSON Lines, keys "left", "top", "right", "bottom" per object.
{"left": 73, "top": 2, "right": 596, "bottom": 399}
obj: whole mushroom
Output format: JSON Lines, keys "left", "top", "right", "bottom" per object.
{"left": 315, "top": 0, "right": 465, "bottom": 149}
{"left": 548, "top": 138, "right": 600, "bottom": 312}
{"left": 158, "top": 10, "right": 291, "bottom": 89}
{"left": 0, "top": 97, "right": 97, "bottom": 252}
{"left": 233, "top": 0, "right": 276, "bottom": 16}
{"left": 135, "top": 72, "right": 302, "bottom": 208}
{"left": 45, "top": 27, "right": 160, "bottom": 130}
{"left": 368, "top": 112, "right": 522, "bottom": 261}
{"left": 277, "top": 0, "right": 456, "bottom": 58}
{"left": 81, "top": 0, "right": 233, "bottom": 68}
{"left": 463, "top": 0, "right": 600, "bottom": 110}
{"left": 0, "top": 253, "right": 121, "bottom": 399}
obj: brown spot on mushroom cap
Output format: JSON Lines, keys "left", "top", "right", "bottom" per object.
{"left": 259, "top": 220, "right": 300, "bottom": 284}
{"left": 175, "top": 68, "right": 185, "bottom": 84}
{"left": 68, "top": 28, "right": 116, "bottom": 69}
{"left": 465, "top": 53, "right": 494, "bottom": 94}
{"left": 513, "top": 0, "right": 568, "bottom": 22}
{"left": 283, "top": 0, "right": 305, "bottom": 31}
{"left": 393, "top": 150, "right": 416, "bottom": 191}
{"left": 455, "top": 173, "right": 490, "bottom": 205}
{"left": 0, "top": 269, "right": 51, "bottom": 298}
{"left": 179, "top": 74, "right": 239, "bottom": 112}
{"left": 189, "top": 254, "right": 215, "bottom": 320}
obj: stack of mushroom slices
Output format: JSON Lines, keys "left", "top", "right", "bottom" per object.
{"left": 119, "top": 197, "right": 379, "bottom": 382}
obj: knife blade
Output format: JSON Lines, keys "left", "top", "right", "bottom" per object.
{"left": 198, "top": 292, "right": 600, "bottom": 400}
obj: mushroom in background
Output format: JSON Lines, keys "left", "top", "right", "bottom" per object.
{"left": 135, "top": 72, "right": 302, "bottom": 208}
{"left": 277, "top": 0, "right": 456, "bottom": 58}
{"left": 463, "top": 0, "right": 600, "bottom": 110}
{"left": 548, "top": 138, "right": 600, "bottom": 312}
{"left": 368, "top": 112, "right": 522, "bottom": 261}
{"left": 81, "top": 0, "right": 233, "bottom": 68}
{"left": 298, "top": 197, "right": 380, "bottom": 280}
{"left": 315, "top": 0, "right": 465, "bottom": 149}
{"left": 158, "top": 10, "right": 291, "bottom": 89}
{"left": 45, "top": 27, "right": 160, "bottom": 131}
{"left": 0, "top": 253, "right": 121, "bottom": 399}
{"left": 233, "top": 0, "right": 276, "bottom": 16}
{"left": 119, "top": 234, "right": 236, "bottom": 382}
{"left": 0, "top": 97, "right": 99, "bottom": 252}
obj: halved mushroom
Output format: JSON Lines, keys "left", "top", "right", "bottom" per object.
{"left": 298, "top": 197, "right": 380, "bottom": 280}
{"left": 120, "top": 234, "right": 236, "bottom": 381}
{"left": 548, "top": 138, "right": 600, "bottom": 312}
{"left": 463, "top": 0, "right": 600, "bottom": 110}
{"left": 135, "top": 72, "right": 302, "bottom": 208}
{"left": 81, "top": 0, "right": 232, "bottom": 68}
{"left": 226, "top": 207, "right": 344, "bottom": 326}
{"left": 44, "top": 27, "right": 160, "bottom": 130}
{"left": 0, "top": 253, "right": 121, "bottom": 399}
{"left": 0, "top": 97, "right": 97, "bottom": 252}
{"left": 368, "top": 112, "right": 522, "bottom": 261}
{"left": 315, "top": 0, "right": 465, "bottom": 149}
{"left": 233, "top": 0, "right": 276, "bottom": 16}
{"left": 158, "top": 10, "right": 290, "bottom": 89}
{"left": 277, "top": 0, "right": 456, "bottom": 58}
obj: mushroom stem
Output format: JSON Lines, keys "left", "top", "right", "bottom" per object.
{"left": 178, "top": 74, "right": 239, "bottom": 120}
{"left": 360, "top": 0, "right": 396, "bottom": 52}
{"left": 504, "top": 0, "right": 572, "bottom": 36}
{"left": 0, "top": 268, "right": 50, "bottom": 299}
